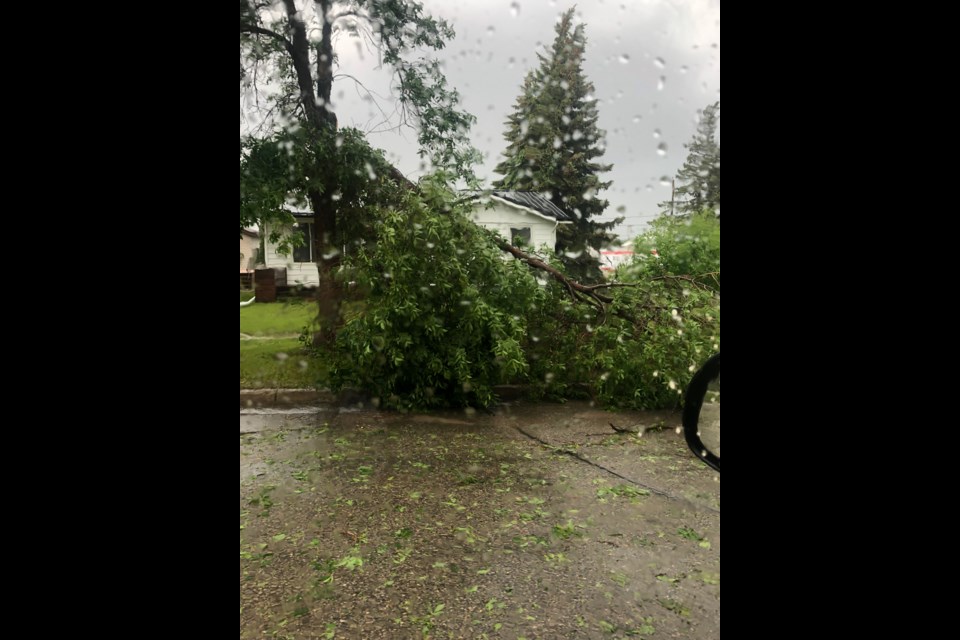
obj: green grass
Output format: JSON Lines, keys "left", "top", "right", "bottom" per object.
{"left": 239, "top": 338, "right": 326, "bottom": 388}
{"left": 238, "top": 296, "right": 330, "bottom": 388}
{"left": 240, "top": 290, "right": 255, "bottom": 302}
{"left": 240, "top": 299, "right": 316, "bottom": 336}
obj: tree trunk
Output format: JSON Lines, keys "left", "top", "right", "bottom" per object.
{"left": 317, "top": 0, "right": 335, "bottom": 126}
{"left": 281, "top": 0, "right": 328, "bottom": 130}
{"left": 282, "top": 0, "right": 341, "bottom": 344}
{"left": 308, "top": 188, "right": 341, "bottom": 346}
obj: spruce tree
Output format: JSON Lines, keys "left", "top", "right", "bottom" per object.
{"left": 493, "top": 8, "right": 619, "bottom": 282}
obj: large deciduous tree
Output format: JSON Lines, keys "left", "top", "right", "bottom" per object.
{"left": 240, "top": 0, "right": 479, "bottom": 341}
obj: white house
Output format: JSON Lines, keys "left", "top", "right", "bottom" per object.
{"left": 260, "top": 191, "right": 573, "bottom": 286}
{"left": 260, "top": 206, "right": 321, "bottom": 286}
{"left": 465, "top": 191, "right": 573, "bottom": 251}
{"left": 240, "top": 228, "right": 260, "bottom": 288}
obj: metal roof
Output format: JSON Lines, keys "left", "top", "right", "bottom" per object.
{"left": 488, "top": 191, "right": 574, "bottom": 221}
{"left": 467, "top": 191, "right": 574, "bottom": 222}
{"left": 284, "top": 191, "right": 576, "bottom": 222}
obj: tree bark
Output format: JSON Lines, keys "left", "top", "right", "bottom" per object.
{"left": 317, "top": 0, "right": 335, "bottom": 125}
{"left": 281, "top": 0, "right": 341, "bottom": 343}
{"left": 281, "top": 0, "right": 327, "bottom": 130}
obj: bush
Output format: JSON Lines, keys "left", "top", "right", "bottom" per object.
{"left": 628, "top": 211, "right": 720, "bottom": 291}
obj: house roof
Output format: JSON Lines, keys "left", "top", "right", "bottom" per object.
{"left": 241, "top": 228, "right": 259, "bottom": 238}
{"left": 282, "top": 204, "right": 314, "bottom": 218}
{"left": 283, "top": 191, "right": 576, "bottom": 223}
{"left": 468, "top": 191, "right": 574, "bottom": 222}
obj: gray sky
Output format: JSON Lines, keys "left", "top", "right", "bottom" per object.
{"left": 246, "top": 0, "right": 720, "bottom": 241}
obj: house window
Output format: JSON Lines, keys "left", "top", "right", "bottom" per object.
{"left": 510, "top": 227, "right": 531, "bottom": 246}
{"left": 292, "top": 222, "right": 314, "bottom": 263}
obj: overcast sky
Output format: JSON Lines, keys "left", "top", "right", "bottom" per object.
{"left": 245, "top": 0, "right": 720, "bottom": 241}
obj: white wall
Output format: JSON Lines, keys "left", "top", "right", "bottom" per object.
{"left": 262, "top": 202, "right": 564, "bottom": 285}
{"left": 261, "top": 220, "right": 320, "bottom": 286}
{"left": 468, "top": 200, "right": 564, "bottom": 251}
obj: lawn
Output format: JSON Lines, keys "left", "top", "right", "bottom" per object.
{"left": 239, "top": 338, "right": 325, "bottom": 389}
{"left": 240, "top": 299, "right": 316, "bottom": 336}
{"left": 240, "top": 298, "right": 324, "bottom": 389}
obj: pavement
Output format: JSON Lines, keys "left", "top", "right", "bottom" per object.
{"left": 240, "top": 391, "right": 720, "bottom": 638}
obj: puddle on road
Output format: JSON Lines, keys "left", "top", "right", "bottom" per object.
{"left": 240, "top": 408, "right": 338, "bottom": 434}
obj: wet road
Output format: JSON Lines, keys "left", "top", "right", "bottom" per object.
{"left": 240, "top": 400, "right": 720, "bottom": 639}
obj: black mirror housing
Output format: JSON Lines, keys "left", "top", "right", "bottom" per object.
{"left": 682, "top": 353, "right": 720, "bottom": 472}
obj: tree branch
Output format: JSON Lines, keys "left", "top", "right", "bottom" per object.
{"left": 277, "top": 0, "right": 330, "bottom": 130}
{"left": 331, "top": 10, "right": 367, "bottom": 22}
{"left": 581, "top": 281, "right": 644, "bottom": 292}
{"left": 489, "top": 236, "right": 678, "bottom": 327}
{"left": 334, "top": 72, "right": 396, "bottom": 127}
{"left": 239, "top": 22, "right": 293, "bottom": 54}
{"left": 651, "top": 273, "right": 718, "bottom": 291}
{"left": 495, "top": 236, "right": 613, "bottom": 312}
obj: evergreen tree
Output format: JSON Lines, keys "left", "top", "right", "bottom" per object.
{"left": 493, "top": 8, "right": 619, "bottom": 282}
{"left": 667, "top": 102, "right": 720, "bottom": 217}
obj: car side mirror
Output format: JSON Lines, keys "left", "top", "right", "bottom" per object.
{"left": 682, "top": 353, "right": 720, "bottom": 472}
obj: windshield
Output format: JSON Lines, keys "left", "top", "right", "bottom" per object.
{"left": 241, "top": 1, "right": 719, "bottom": 637}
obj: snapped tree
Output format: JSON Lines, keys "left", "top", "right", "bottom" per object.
{"left": 326, "top": 178, "right": 720, "bottom": 410}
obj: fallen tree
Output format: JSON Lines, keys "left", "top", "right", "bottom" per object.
{"left": 316, "top": 179, "right": 720, "bottom": 411}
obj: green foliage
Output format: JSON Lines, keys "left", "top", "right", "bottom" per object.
{"left": 493, "top": 8, "right": 620, "bottom": 282}
{"left": 394, "top": 58, "right": 482, "bottom": 183}
{"left": 553, "top": 211, "right": 721, "bottom": 408}
{"left": 525, "top": 277, "right": 719, "bottom": 410}
{"left": 335, "top": 549, "right": 364, "bottom": 571}
{"left": 240, "top": 0, "right": 480, "bottom": 207}
{"left": 349, "top": 1, "right": 481, "bottom": 180}
{"left": 627, "top": 211, "right": 721, "bottom": 291}
{"left": 329, "top": 176, "right": 551, "bottom": 409}
{"left": 319, "top": 176, "right": 718, "bottom": 410}
{"left": 240, "top": 126, "right": 404, "bottom": 249}
{"left": 678, "top": 526, "right": 703, "bottom": 541}
{"left": 596, "top": 484, "right": 650, "bottom": 499}
{"left": 239, "top": 134, "right": 295, "bottom": 244}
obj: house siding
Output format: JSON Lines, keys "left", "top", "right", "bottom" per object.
{"left": 468, "top": 201, "right": 561, "bottom": 250}
{"left": 261, "top": 197, "right": 565, "bottom": 286}
{"left": 261, "top": 220, "right": 320, "bottom": 286}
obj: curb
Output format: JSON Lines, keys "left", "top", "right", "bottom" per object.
{"left": 240, "top": 388, "right": 336, "bottom": 408}
{"left": 239, "top": 384, "right": 591, "bottom": 408}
